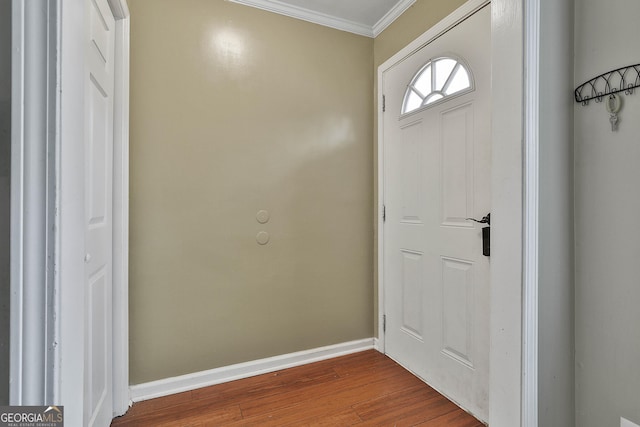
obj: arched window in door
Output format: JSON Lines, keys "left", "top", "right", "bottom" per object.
{"left": 402, "top": 56, "right": 473, "bottom": 114}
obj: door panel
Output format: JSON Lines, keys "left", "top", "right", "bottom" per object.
{"left": 85, "top": 0, "right": 115, "bottom": 425}
{"left": 401, "top": 249, "right": 424, "bottom": 339}
{"left": 441, "top": 103, "right": 474, "bottom": 226}
{"left": 400, "top": 120, "right": 424, "bottom": 224}
{"left": 383, "top": 5, "right": 491, "bottom": 421}
{"left": 441, "top": 256, "right": 474, "bottom": 367}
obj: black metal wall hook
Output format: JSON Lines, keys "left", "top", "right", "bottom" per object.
{"left": 575, "top": 63, "right": 640, "bottom": 105}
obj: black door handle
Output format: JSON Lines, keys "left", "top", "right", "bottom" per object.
{"left": 466, "top": 213, "right": 490, "bottom": 257}
{"left": 466, "top": 213, "right": 490, "bottom": 225}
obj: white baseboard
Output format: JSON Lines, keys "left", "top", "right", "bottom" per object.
{"left": 621, "top": 417, "right": 640, "bottom": 427}
{"left": 373, "top": 337, "right": 381, "bottom": 351}
{"left": 129, "top": 338, "right": 375, "bottom": 402}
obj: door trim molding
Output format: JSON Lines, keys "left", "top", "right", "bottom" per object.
{"left": 108, "top": 0, "right": 131, "bottom": 417}
{"left": 376, "top": 0, "right": 490, "bottom": 371}
{"left": 10, "top": 0, "right": 59, "bottom": 405}
{"left": 522, "top": 0, "right": 540, "bottom": 425}
{"left": 57, "top": 0, "right": 89, "bottom": 423}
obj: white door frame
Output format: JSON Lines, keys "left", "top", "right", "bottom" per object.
{"left": 109, "top": 0, "right": 132, "bottom": 416}
{"left": 376, "top": 0, "right": 536, "bottom": 426}
{"left": 11, "top": 0, "right": 130, "bottom": 422}
{"left": 10, "top": 0, "right": 58, "bottom": 405}
{"left": 522, "top": 0, "right": 540, "bottom": 426}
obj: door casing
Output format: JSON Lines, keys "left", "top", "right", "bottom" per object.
{"left": 10, "top": 0, "right": 58, "bottom": 405}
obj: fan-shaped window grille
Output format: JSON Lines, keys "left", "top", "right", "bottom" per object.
{"left": 402, "top": 57, "right": 473, "bottom": 114}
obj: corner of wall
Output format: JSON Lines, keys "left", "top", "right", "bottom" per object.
{"left": 537, "top": 0, "right": 576, "bottom": 425}
{"left": 0, "top": 0, "right": 12, "bottom": 406}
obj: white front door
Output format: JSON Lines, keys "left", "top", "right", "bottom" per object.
{"left": 382, "top": 5, "right": 491, "bottom": 421}
{"left": 84, "top": 0, "right": 116, "bottom": 425}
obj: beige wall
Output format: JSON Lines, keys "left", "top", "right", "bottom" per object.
{"left": 371, "top": 0, "right": 467, "bottom": 336}
{"left": 129, "top": 0, "right": 373, "bottom": 384}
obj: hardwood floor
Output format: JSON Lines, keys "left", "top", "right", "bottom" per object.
{"left": 111, "top": 350, "right": 483, "bottom": 426}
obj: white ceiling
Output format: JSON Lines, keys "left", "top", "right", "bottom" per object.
{"left": 228, "top": 0, "right": 416, "bottom": 37}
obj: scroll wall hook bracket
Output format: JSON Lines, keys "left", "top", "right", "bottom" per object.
{"left": 574, "top": 63, "right": 640, "bottom": 131}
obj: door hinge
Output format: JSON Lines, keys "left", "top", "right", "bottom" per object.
{"left": 383, "top": 205, "right": 386, "bottom": 222}
{"left": 382, "top": 95, "right": 386, "bottom": 112}
{"left": 383, "top": 314, "right": 386, "bottom": 333}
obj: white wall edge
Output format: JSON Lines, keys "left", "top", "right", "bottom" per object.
{"left": 226, "top": 0, "right": 374, "bottom": 37}
{"left": 9, "top": 0, "right": 26, "bottom": 404}
{"left": 108, "top": 0, "right": 131, "bottom": 417}
{"left": 10, "top": 0, "right": 59, "bottom": 405}
{"left": 129, "top": 339, "right": 374, "bottom": 402}
{"left": 57, "top": 0, "right": 88, "bottom": 423}
{"left": 522, "top": 0, "right": 539, "bottom": 426}
{"left": 376, "top": 66, "right": 386, "bottom": 354}
{"left": 372, "top": 0, "right": 416, "bottom": 37}
{"left": 489, "top": 0, "right": 525, "bottom": 424}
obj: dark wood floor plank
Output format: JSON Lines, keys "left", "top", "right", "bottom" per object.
{"left": 352, "top": 382, "right": 438, "bottom": 418}
{"left": 249, "top": 369, "right": 427, "bottom": 425}
{"left": 153, "top": 405, "right": 243, "bottom": 427}
{"left": 298, "top": 408, "right": 364, "bottom": 426}
{"left": 112, "top": 401, "right": 242, "bottom": 426}
{"left": 191, "top": 363, "right": 340, "bottom": 402}
{"left": 116, "top": 389, "right": 193, "bottom": 418}
{"left": 189, "top": 365, "right": 341, "bottom": 411}
{"left": 113, "top": 365, "right": 341, "bottom": 425}
{"left": 238, "top": 362, "right": 417, "bottom": 418}
{"left": 357, "top": 396, "right": 460, "bottom": 427}
{"left": 330, "top": 350, "right": 395, "bottom": 377}
{"left": 111, "top": 350, "right": 483, "bottom": 427}
{"left": 414, "top": 408, "right": 485, "bottom": 427}
{"left": 228, "top": 374, "right": 418, "bottom": 426}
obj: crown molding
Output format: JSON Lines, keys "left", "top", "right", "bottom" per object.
{"left": 227, "top": 0, "right": 374, "bottom": 37}
{"left": 373, "top": 0, "right": 416, "bottom": 37}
